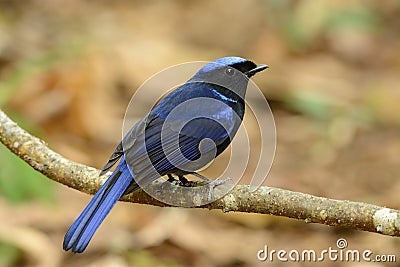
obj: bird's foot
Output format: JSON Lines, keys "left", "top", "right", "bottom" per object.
{"left": 168, "top": 173, "right": 232, "bottom": 202}
{"left": 167, "top": 174, "right": 180, "bottom": 185}
{"left": 178, "top": 175, "right": 189, "bottom": 184}
{"left": 167, "top": 174, "right": 190, "bottom": 186}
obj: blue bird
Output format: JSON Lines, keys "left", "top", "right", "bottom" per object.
{"left": 63, "top": 56, "right": 268, "bottom": 253}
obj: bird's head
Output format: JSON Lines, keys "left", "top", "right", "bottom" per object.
{"left": 190, "top": 56, "right": 268, "bottom": 100}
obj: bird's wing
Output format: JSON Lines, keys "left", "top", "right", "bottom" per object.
{"left": 128, "top": 109, "right": 237, "bottom": 182}
{"left": 100, "top": 142, "right": 123, "bottom": 176}
{"left": 158, "top": 116, "right": 234, "bottom": 172}
{"left": 99, "top": 115, "right": 153, "bottom": 176}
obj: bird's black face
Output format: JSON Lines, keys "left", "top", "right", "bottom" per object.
{"left": 230, "top": 60, "right": 268, "bottom": 78}
{"left": 192, "top": 59, "right": 268, "bottom": 101}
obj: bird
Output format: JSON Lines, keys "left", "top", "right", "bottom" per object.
{"left": 63, "top": 56, "right": 268, "bottom": 253}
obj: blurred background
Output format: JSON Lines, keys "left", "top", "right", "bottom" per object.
{"left": 0, "top": 0, "right": 400, "bottom": 266}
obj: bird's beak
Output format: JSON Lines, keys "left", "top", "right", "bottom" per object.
{"left": 246, "top": 64, "right": 269, "bottom": 77}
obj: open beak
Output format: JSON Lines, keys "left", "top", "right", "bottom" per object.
{"left": 246, "top": 64, "right": 269, "bottom": 77}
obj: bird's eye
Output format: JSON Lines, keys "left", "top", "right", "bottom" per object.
{"left": 225, "top": 67, "right": 235, "bottom": 76}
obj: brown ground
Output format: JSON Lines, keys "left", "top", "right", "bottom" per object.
{"left": 0, "top": 1, "right": 399, "bottom": 266}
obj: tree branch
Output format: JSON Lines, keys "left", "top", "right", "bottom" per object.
{"left": 0, "top": 109, "right": 399, "bottom": 237}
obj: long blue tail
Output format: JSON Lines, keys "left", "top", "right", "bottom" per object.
{"left": 63, "top": 160, "right": 133, "bottom": 253}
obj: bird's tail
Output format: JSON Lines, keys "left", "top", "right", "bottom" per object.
{"left": 63, "top": 162, "right": 133, "bottom": 253}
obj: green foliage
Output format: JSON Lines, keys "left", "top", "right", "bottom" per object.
{"left": 285, "top": 90, "right": 334, "bottom": 120}
{"left": 0, "top": 242, "right": 21, "bottom": 267}
{"left": 0, "top": 144, "right": 54, "bottom": 204}
{"left": 326, "top": 7, "right": 381, "bottom": 32}
{"left": 285, "top": 90, "right": 375, "bottom": 127}
{"left": 277, "top": 2, "right": 381, "bottom": 51}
